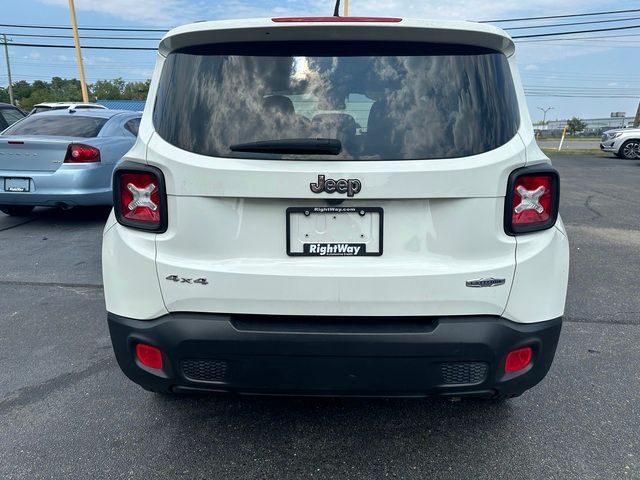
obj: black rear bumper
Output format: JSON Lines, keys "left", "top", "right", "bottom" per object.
{"left": 107, "top": 313, "right": 562, "bottom": 398}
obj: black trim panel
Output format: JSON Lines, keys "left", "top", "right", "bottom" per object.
{"left": 108, "top": 312, "right": 562, "bottom": 398}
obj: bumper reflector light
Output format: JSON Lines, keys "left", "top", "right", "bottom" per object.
{"left": 135, "top": 343, "right": 163, "bottom": 370}
{"left": 505, "top": 347, "right": 533, "bottom": 373}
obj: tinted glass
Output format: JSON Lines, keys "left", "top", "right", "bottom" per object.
{"left": 154, "top": 42, "right": 520, "bottom": 161}
{"left": 0, "top": 107, "right": 26, "bottom": 126}
{"left": 124, "top": 118, "right": 141, "bottom": 136}
{"left": 2, "top": 115, "right": 107, "bottom": 137}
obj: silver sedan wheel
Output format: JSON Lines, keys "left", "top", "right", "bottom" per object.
{"left": 621, "top": 140, "right": 640, "bottom": 159}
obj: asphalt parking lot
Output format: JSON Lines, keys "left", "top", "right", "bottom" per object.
{"left": 0, "top": 154, "right": 639, "bottom": 479}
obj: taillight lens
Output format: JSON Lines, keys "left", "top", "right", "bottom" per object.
{"left": 505, "top": 167, "right": 560, "bottom": 235}
{"left": 120, "top": 173, "right": 160, "bottom": 223}
{"left": 135, "top": 343, "right": 163, "bottom": 370}
{"left": 505, "top": 346, "right": 533, "bottom": 374}
{"left": 64, "top": 143, "right": 101, "bottom": 163}
{"left": 113, "top": 163, "right": 167, "bottom": 232}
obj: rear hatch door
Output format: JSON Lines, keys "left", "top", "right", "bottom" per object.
{"left": 148, "top": 32, "right": 525, "bottom": 316}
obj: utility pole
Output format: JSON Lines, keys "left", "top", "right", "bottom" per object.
{"left": 634, "top": 100, "right": 640, "bottom": 128}
{"left": 2, "top": 34, "right": 14, "bottom": 105}
{"left": 537, "top": 106, "right": 554, "bottom": 126}
{"left": 344, "top": 0, "right": 349, "bottom": 16}
{"left": 68, "top": 0, "right": 89, "bottom": 103}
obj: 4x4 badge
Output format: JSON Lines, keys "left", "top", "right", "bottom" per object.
{"left": 166, "top": 275, "right": 208, "bottom": 285}
{"left": 466, "top": 278, "right": 506, "bottom": 288}
{"left": 310, "top": 175, "right": 361, "bottom": 197}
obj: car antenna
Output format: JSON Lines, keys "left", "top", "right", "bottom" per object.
{"left": 333, "top": 0, "right": 340, "bottom": 17}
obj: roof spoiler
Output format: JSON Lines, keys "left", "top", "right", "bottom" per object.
{"left": 158, "top": 18, "right": 515, "bottom": 57}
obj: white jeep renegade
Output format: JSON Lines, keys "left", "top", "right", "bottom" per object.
{"left": 103, "top": 16, "right": 569, "bottom": 399}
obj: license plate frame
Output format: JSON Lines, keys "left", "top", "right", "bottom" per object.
{"left": 4, "top": 177, "right": 30, "bottom": 193}
{"left": 286, "top": 206, "right": 384, "bottom": 257}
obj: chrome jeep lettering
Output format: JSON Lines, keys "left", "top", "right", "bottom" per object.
{"left": 310, "top": 175, "right": 361, "bottom": 197}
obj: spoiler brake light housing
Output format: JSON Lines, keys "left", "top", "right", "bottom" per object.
{"left": 272, "top": 17, "right": 402, "bottom": 23}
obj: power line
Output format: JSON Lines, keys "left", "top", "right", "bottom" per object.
{"left": 525, "top": 93, "right": 640, "bottom": 98}
{"left": 0, "top": 8, "right": 638, "bottom": 34}
{"left": 5, "top": 42, "right": 156, "bottom": 51}
{"left": 523, "top": 73, "right": 639, "bottom": 78}
{"left": 525, "top": 88, "right": 639, "bottom": 93}
{"left": 0, "top": 23, "right": 169, "bottom": 32}
{"left": 519, "top": 41, "right": 639, "bottom": 48}
{"left": 525, "top": 84, "right": 640, "bottom": 88}
{"left": 521, "top": 73, "right": 640, "bottom": 84}
{"left": 504, "top": 15, "right": 640, "bottom": 31}
{"left": 480, "top": 8, "right": 640, "bottom": 23}
{"left": 6, "top": 27, "right": 640, "bottom": 51}
{"left": 10, "top": 61, "right": 156, "bottom": 69}
{"left": 516, "top": 33, "right": 640, "bottom": 42}
{"left": 5, "top": 32, "right": 161, "bottom": 41}
{"left": 525, "top": 86, "right": 640, "bottom": 91}
{"left": 512, "top": 24, "right": 640, "bottom": 39}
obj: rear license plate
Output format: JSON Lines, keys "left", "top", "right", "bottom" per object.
{"left": 4, "top": 178, "right": 30, "bottom": 192}
{"left": 287, "top": 207, "right": 383, "bottom": 257}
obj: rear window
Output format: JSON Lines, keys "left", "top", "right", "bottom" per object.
{"left": 0, "top": 107, "right": 26, "bottom": 126}
{"left": 2, "top": 115, "right": 107, "bottom": 138}
{"left": 154, "top": 41, "right": 520, "bottom": 161}
{"left": 124, "top": 118, "right": 141, "bottom": 136}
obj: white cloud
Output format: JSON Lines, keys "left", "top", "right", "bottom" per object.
{"left": 524, "top": 64, "right": 539, "bottom": 71}
{"left": 516, "top": 43, "right": 612, "bottom": 65}
{"left": 40, "top": 0, "right": 204, "bottom": 25}
{"left": 308, "top": 0, "right": 609, "bottom": 22}
{"left": 36, "top": 0, "right": 626, "bottom": 66}
{"left": 39, "top": 0, "right": 618, "bottom": 25}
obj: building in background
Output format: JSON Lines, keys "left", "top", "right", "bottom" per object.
{"left": 537, "top": 116, "right": 635, "bottom": 136}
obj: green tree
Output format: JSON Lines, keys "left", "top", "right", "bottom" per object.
{"left": 122, "top": 80, "right": 151, "bottom": 100}
{"left": 11, "top": 80, "right": 33, "bottom": 102}
{"left": 567, "top": 117, "right": 587, "bottom": 134}
{"left": 90, "top": 78, "right": 125, "bottom": 100}
{"left": 5, "top": 77, "right": 152, "bottom": 108}
{"left": 50, "top": 77, "right": 82, "bottom": 102}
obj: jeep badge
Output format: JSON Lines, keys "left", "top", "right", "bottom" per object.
{"left": 310, "top": 175, "right": 361, "bottom": 197}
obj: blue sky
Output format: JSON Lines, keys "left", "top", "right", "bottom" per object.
{"left": 1, "top": 0, "right": 639, "bottom": 122}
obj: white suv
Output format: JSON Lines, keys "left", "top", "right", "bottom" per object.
{"left": 600, "top": 127, "right": 640, "bottom": 159}
{"left": 28, "top": 102, "right": 107, "bottom": 115}
{"left": 103, "top": 17, "right": 569, "bottom": 399}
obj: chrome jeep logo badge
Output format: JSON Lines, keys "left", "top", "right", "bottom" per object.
{"left": 466, "top": 278, "right": 506, "bottom": 288}
{"left": 310, "top": 175, "right": 361, "bottom": 197}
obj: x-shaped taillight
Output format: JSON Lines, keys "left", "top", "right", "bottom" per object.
{"left": 127, "top": 183, "right": 158, "bottom": 212}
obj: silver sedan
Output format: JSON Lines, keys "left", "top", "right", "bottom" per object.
{"left": 0, "top": 108, "right": 141, "bottom": 216}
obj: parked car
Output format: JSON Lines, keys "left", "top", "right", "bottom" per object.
{"left": 601, "top": 127, "right": 640, "bottom": 159}
{"left": 0, "top": 109, "right": 141, "bottom": 216}
{"left": 103, "top": 17, "right": 569, "bottom": 399}
{"left": 0, "top": 102, "right": 27, "bottom": 130}
{"left": 29, "top": 102, "right": 107, "bottom": 115}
